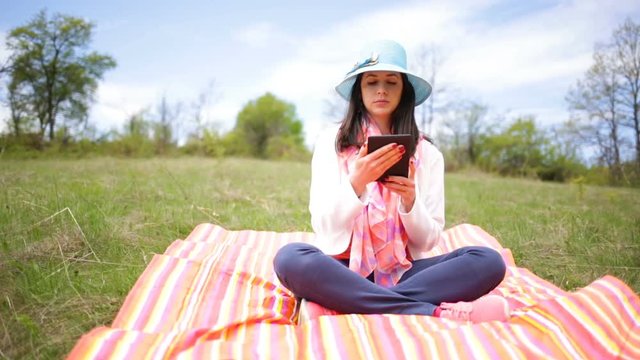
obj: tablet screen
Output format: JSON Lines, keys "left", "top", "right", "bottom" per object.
{"left": 367, "top": 134, "right": 414, "bottom": 181}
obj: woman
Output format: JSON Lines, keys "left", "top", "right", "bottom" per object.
{"left": 274, "top": 40, "right": 509, "bottom": 322}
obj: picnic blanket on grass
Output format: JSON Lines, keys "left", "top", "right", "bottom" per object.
{"left": 68, "top": 224, "right": 640, "bottom": 359}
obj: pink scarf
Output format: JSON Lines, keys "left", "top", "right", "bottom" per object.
{"left": 339, "top": 121, "right": 417, "bottom": 287}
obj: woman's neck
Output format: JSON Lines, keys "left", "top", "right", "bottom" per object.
{"left": 368, "top": 115, "right": 391, "bottom": 134}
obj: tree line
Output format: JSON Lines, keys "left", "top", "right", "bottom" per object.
{"left": 1, "top": 10, "right": 639, "bottom": 186}
{"left": 0, "top": 11, "right": 308, "bottom": 161}
{"left": 413, "top": 18, "right": 640, "bottom": 187}
{"left": 567, "top": 18, "right": 640, "bottom": 185}
{"left": 436, "top": 103, "right": 586, "bottom": 183}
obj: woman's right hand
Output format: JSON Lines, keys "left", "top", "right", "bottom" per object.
{"left": 349, "top": 141, "right": 405, "bottom": 197}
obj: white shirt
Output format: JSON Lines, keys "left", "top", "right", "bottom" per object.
{"left": 309, "top": 125, "right": 445, "bottom": 260}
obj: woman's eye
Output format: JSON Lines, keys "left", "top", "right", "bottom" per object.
{"left": 387, "top": 82, "right": 397, "bottom": 86}
{"left": 367, "top": 81, "right": 378, "bottom": 86}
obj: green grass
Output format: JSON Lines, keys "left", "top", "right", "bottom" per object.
{"left": 0, "top": 158, "right": 638, "bottom": 358}
{"left": 445, "top": 170, "right": 640, "bottom": 291}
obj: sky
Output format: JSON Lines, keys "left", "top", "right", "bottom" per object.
{"left": 1, "top": 0, "right": 639, "bottom": 146}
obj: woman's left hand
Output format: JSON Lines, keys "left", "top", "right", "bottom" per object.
{"left": 383, "top": 159, "right": 416, "bottom": 211}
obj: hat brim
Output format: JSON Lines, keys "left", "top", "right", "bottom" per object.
{"left": 335, "top": 64, "right": 432, "bottom": 106}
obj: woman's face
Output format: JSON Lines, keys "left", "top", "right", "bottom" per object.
{"left": 360, "top": 71, "right": 403, "bottom": 123}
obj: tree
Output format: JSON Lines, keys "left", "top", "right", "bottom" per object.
{"left": 231, "top": 92, "right": 308, "bottom": 159}
{"left": 0, "top": 51, "right": 11, "bottom": 76}
{"left": 440, "top": 101, "right": 487, "bottom": 168}
{"left": 477, "top": 117, "right": 546, "bottom": 177}
{"left": 182, "top": 80, "right": 221, "bottom": 155}
{"left": 5, "top": 10, "right": 116, "bottom": 143}
{"left": 538, "top": 122, "right": 587, "bottom": 182}
{"left": 567, "top": 48, "right": 624, "bottom": 182}
{"left": 477, "top": 118, "right": 586, "bottom": 182}
{"left": 413, "top": 44, "right": 447, "bottom": 134}
{"left": 153, "top": 95, "right": 181, "bottom": 154}
{"left": 189, "top": 80, "right": 218, "bottom": 138}
{"left": 613, "top": 18, "right": 640, "bottom": 169}
{"left": 114, "top": 109, "right": 154, "bottom": 156}
{"left": 567, "top": 17, "right": 640, "bottom": 184}
{"left": 7, "top": 79, "right": 32, "bottom": 137}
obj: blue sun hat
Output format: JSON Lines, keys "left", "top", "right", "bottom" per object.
{"left": 335, "top": 40, "right": 432, "bottom": 106}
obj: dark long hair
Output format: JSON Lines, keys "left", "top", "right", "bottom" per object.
{"left": 335, "top": 73, "right": 421, "bottom": 156}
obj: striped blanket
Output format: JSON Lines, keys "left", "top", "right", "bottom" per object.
{"left": 68, "top": 224, "right": 640, "bottom": 359}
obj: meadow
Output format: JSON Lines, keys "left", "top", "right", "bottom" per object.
{"left": 1, "top": 157, "right": 638, "bottom": 358}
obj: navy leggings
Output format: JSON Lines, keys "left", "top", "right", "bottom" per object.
{"left": 273, "top": 243, "right": 506, "bottom": 316}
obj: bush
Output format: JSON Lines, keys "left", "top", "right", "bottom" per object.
{"left": 201, "top": 130, "right": 226, "bottom": 157}
{"left": 266, "top": 135, "right": 311, "bottom": 162}
{"left": 107, "top": 135, "right": 155, "bottom": 157}
{"left": 220, "top": 131, "right": 252, "bottom": 157}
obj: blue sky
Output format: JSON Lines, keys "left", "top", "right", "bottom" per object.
{"left": 1, "top": 0, "right": 639, "bottom": 146}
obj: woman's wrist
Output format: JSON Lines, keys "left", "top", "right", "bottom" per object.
{"left": 350, "top": 175, "right": 365, "bottom": 197}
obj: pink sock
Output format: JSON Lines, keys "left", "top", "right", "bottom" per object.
{"left": 433, "top": 306, "right": 442, "bottom": 317}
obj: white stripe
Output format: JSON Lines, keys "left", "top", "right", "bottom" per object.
{"left": 153, "top": 328, "right": 180, "bottom": 360}
{"left": 178, "top": 233, "right": 229, "bottom": 330}
{"left": 599, "top": 279, "right": 640, "bottom": 328}
{"left": 285, "top": 325, "right": 297, "bottom": 360}
{"left": 511, "top": 323, "right": 553, "bottom": 358}
{"left": 351, "top": 315, "right": 376, "bottom": 360}
{"left": 484, "top": 324, "right": 523, "bottom": 359}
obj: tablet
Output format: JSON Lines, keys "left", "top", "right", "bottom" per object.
{"left": 367, "top": 134, "right": 414, "bottom": 181}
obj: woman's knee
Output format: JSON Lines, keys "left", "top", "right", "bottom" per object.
{"left": 273, "top": 242, "right": 320, "bottom": 279}
{"left": 471, "top": 246, "right": 507, "bottom": 286}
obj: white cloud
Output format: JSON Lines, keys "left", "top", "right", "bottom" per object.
{"left": 234, "top": 22, "right": 283, "bottom": 49}
{"left": 90, "top": 82, "right": 161, "bottom": 132}
{"left": 205, "top": 97, "right": 244, "bottom": 131}
{"left": 440, "top": 0, "right": 625, "bottom": 95}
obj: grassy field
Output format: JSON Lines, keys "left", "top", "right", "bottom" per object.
{"left": 0, "top": 157, "right": 639, "bottom": 358}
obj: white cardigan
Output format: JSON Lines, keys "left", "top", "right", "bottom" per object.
{"left": 309, "top": 126, "right": 445, "bottom": 260}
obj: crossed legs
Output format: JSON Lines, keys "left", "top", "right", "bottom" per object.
{"left": 273, "top": 242, "right": 506, "bottom": 316}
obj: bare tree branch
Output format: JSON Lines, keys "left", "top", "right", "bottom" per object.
{"left": 413, "top": 44, "right": 447, "bottom": 135}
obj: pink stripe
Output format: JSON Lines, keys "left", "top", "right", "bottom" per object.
{"left": 185, "top": 223, "right": 213, "bottom": 242}
{"left": 473, "top": 327, "right": 502, "bottom": 358}
{"left": 194, "top": 258, "right": 236, "bottom": 327}
{"left": 153, "top": 264, "right": 199, "bottom": 331}
{"left": 123, "top": 256, "right": 178, "bottom": 329}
